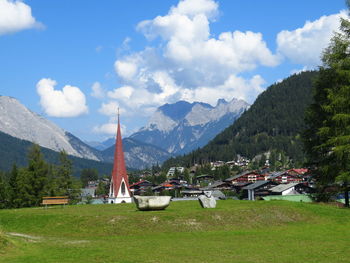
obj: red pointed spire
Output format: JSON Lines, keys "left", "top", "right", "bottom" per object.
{"left": 110, "top": 109, "right": 131, "bottom": 198}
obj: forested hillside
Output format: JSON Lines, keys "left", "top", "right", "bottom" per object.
{"left": 0, "top": 131, "right": 112, "bottom": 176}
{"left": 163, "top": 71, "right": 318, "bottom": 168}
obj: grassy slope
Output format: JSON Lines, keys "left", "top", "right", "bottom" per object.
{"left": 0, "top": 200, "right": 349, "bottom": 263}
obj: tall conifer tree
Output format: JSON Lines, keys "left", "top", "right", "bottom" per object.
{"left": 304, "top": 6, "right": 350, "bottom": 207}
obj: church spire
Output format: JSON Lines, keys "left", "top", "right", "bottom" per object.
{"left": 108, "top": 110, "right": 132, "bottom": 204}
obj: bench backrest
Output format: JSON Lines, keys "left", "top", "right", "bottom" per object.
{"left": 42, "top": 196, "right": 69, "bottom": 205}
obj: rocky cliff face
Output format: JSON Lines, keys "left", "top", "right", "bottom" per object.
{"left": 0, "top": 96, "right": 102, "bottom": 161}
{"left": 129, "top": 98, "right": 249, "bottom": 155}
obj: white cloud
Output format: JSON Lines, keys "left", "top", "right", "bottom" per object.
{"left": 90, "top": 82, "right": 105, "bottom": 99}
{"left": 112, "top": 0, "right": 279, "bottom": 114}
{"left": 93, "top": 123, "right": 117, "bottom": 135}
{"left": 277, "top": 11, "right": 348, "bottom": 67}
{"left": 36, "top": 78, "right": 88, "bottom": 117}
{"left": 114, "top": 60, "right": 138, "bottom": 80}
{"left": 172, "top": 0, "right": 218, "bottom": 19}
{"left": 93, "top": 122, "right": 126, "bottom": 135}
{"left": 180, "top": 74, "right": 265, "bottom": 105}
{"left": 98, "top": 101, "right": 126, "bottom": 116}
{"left": 107, "top": 86, "right": 134, "bottom": 100}
{"left": 0, "top": 0, "right": 42, "bottom": 35}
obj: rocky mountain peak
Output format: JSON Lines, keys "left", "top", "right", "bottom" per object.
{"left": 0, "top": 96, "right": 101, "bottom": 161}
{"left": 130, "top": 97, "right": 250, "bottom": 155}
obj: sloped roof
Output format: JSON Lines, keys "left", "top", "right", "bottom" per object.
{"left": 224, "top": 171, "right": 254, "bottom": 181}
{"left": 269, "top": 183, "right": 299, "bottom": 193}
{"left": 242, "top": 180, "right": 271, "bottom": 190}
{"left": 288, "top": 168, "right": 308, "bottom": 174}
{"left": 203, "top": 181, "right": 229, "bottom": 189}
{"left": 196, "top": 174, "right": 214, "bottom": 179}
{"left": 268, "top": 171, "right": 287, "bottom": 179}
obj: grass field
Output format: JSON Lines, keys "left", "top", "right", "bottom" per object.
{"left": 0, "top": 200, "right": 349, "bottom": 263}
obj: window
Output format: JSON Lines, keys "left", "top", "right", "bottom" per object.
{"left": 121, "top": 182, "right": 126, "bottom": 195}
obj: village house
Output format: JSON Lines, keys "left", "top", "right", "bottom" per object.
{"left": 242, "top": 180, "right": 278, "bottom": 201}
{"left": 268, "top": 171, "right": 303, "bottom": 184}
{"left": 224, "top": 171, "right": 264, "bottom": 183}
{"left": 269, "top": 183, "right": 313, "bottom": 195}
{"left": 287, "top": 168, "right": 309, "bottom": 176}
{"left": 202, "top": 180, "right": 231, "bottom": 191}
{"left": 129, "top": 180, "right": 154, "bottom": 195}
{"left": 81, "top": 187, "right": 96, "bottom": 198}
{"left": 196, "top": 174, "right": 214, "bottom": 185}
{"left": 210, "top": 161, "right": 225, "bottom": 169}
{"left": 166, "top": 167, "right": 185, "bottom": 177}
{"left": 152, "top": 181, "right": 178, "bottom": 194}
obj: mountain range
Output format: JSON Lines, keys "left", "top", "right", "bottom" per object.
{"left": 129, "top": 98, "right": 249, "bottom": 155}
{"left": 0, "top": 95, "right": 248, "bottom": 170}
{"left": 0, "top": 71, "right": 317, "bottom": 172}
{"left": 162, "top": 71, "right": 318, "bottom": 169}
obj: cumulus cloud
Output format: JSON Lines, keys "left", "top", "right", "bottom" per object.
{"left": 277, "top": 11, "right": 348, "bottom": 67}
{"left": 98, "top": 101, "right": 126, "bottom": 116}
{"left": 107, "top": 86, "right": 134, "bottom": 100}
{"left": 110, "top": 0, "right": 279, "bottom": 116}
{"left": 93, "top": 122, "right": 127, "bottom": 135}
{"left": 114, "top": 60, "right": 138, "bottom": 80}
{"left": 0, "top": 0, "right": 42, "bottom": 35}
{"left": 90, "top": 82, "right": 105, "bottom": 99}
{"left": 36, "top": 78, "right": 88, "bottom": 117}
{"left": 180, "top": 74, "right": 265, "bottom": 105}
{"left": 93, "top": 123, "right": 117, "bottom": 135}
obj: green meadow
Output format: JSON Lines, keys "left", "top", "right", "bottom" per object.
{"left": 0, "top": 200, "right": 349, "bottom": 263}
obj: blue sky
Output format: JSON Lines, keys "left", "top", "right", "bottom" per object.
{"left": 0, "top": 0, "right": 347, "bottom": 142}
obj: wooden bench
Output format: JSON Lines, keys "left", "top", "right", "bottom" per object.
{"left": 42, "top": 196, "right": 69, "bottom": 208}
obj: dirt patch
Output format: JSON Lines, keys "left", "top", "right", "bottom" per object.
{"left": 174, "top": 218, "right": 202, "bottom": 230}
{"left": 150, "top": 216, "right": 159, "bottom": 223}
{"left": 6, "top": 232, "right": 42, "bottom": 243}
{"left": 108, "top": 216, "right": 125, "bottom": 223}
{"left": 211, "top": 214, "right": 223, "bottom": 221}
{"left": 64, "top": 240, "right": 90, "bottom": 245}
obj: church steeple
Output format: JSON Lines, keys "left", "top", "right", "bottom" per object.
{"left": 108, "top": 110, "right": 132, "bottom": 204}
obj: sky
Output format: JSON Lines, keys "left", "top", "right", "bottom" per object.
{"left": 0, "top": 0, "right": 347, "bottom": 142}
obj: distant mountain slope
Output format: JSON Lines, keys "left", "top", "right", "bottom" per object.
{"left": 85, "top": 137, "right": 115, "bottom": 151}
{"left": 163, "top": 71, "right": 318, "bottom": 168}
{"left": 0, "top": 96, "right": 102, "bottom": 161}
{"left": 129, "top": 98, "right": 249, "bottom": 155}
{"left": 102, "top": 138, "right": 172, "bottom": 170}
{"left": 0, "top": 130, "right": 112, "bottom": 176}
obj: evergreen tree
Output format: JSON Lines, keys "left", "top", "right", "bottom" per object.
{"left": 96, "top": 181, "right": 108, "bottom": 196}
{"left": 183, "top": 168, "right": 191, "bottom": 184}
{"left": 304, "top": 12, "right": 350, "bottom": 207}
{"left": 0, "top": 171, "right": 8, "bottom": 209}
{"left": 55, "top": 151, "right": 73, "bottom": 196}
{"left": 25, "top": 144, "right": 49, "bottom": 206}
{"left": 54, "top": 151, "right": 81, "bottom": 203}
{"left": 16, "top": 168, "right": 37, "bottom": 207}
{"left": 220, "top": 165, "right": 231, "bottom": 180}
{"left": 45, "top": 164, "right": 58, "bottom": 196}
{"left": 8, "top": 164, "right": 19, "bottom": 208}
{"left": 80, "top": 168, "right": 98, "bottom": 187}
